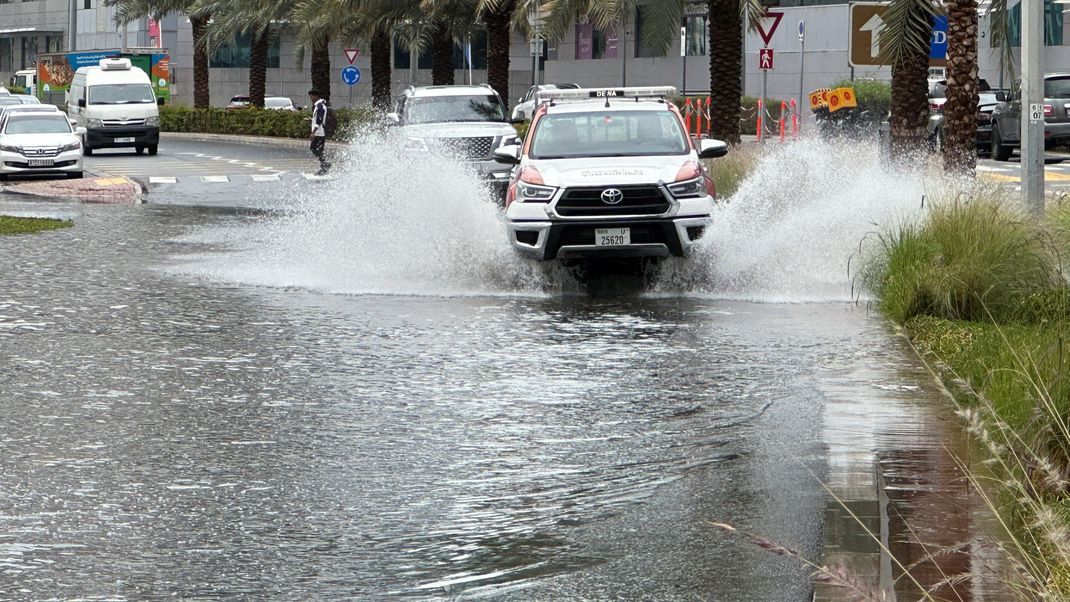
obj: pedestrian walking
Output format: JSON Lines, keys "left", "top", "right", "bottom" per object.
{"left": 308, "top": 89, "right": 331, "bottom": 175}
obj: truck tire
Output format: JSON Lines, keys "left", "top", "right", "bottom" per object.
{"left": 148, "top": 145, "right": 158, "bottom": 156}
{"left": 991, "top": 125, "right": 1012, "bottom": 161}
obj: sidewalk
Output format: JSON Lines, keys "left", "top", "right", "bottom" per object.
{"left": 161, "top": 131, "right": 350, "bottom": 150}
{"left": 0, "top": 176, "right": 142, "bottom": 204}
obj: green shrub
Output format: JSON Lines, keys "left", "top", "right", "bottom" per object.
{"left": 864, "top": 195, "right": 1062, "bottom": 323}
{"left": 159, "top": 105, "right": 378, "bottom": 141}
{"left": 702, "top": 144, "right": 759, "bottom": 199}
{"left": 0, "top": 215, "right": 72, "bottom": 235}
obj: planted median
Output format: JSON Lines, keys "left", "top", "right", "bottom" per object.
{"left": 158, "top": 105, "right": 377, "bottom": 141}
{"left": 0, "top": 215, "right": 72, "bottom": 235}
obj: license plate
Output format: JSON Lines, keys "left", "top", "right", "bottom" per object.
{"left": 27, "top": 159, "right": 54, "bottom": 167}
{"left": 595, "top": 227, "right": 631, "bottom": 246}
{"left": 114, "top": 137, "right": 135, "bottom": 143}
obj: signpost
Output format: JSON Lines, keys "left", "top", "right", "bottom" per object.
{"left": 848, "top": 2, "right": 947, "bottom": 67}
{"left": 756, "top": 11, "right": 783, "bottom": 143}
{"left": 344, "top": 48, "right": 359, "bottom": 64}
{"left": 1022, "top": 0, "right": 1044, "bottom": 213}
{"left": 341, "top": 65, "right": 360, "bottom": 108}
{"left": 798, "top": 20, "right": 805, "bottom": 132}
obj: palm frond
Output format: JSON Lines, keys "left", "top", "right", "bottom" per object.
{"left": 986, "top": 0, "right": 1017, "bottom": 88}
{"left": 877, "top": 0, "right": 939, "bottom": 66}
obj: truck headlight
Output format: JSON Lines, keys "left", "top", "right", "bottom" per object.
{"left": 517, "top": 182, "right": 556, "bottom": 202}
{"left": 667, "top": 177, "right": 705, "bottom": 199}
{"left": 145, "top": 115, "right": 160, "bottom": 126}
{"left": 87, "top": 118, "right": 103, "bottom": 128}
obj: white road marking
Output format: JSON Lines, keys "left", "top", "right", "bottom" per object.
{"left": 201, "top": 175, "right": 230, "bottom": 183}
{"left": 149, "top": 176, "right": 178, "bottom": 184}
{"left": 251, "top": 174, "right": 281, "bottom": 182}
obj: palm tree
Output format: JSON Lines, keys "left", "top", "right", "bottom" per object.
{"left": 199, "top": 0, "right": 288, "bottom": 108}
{"left": 941, "top": 0, "right": 978, "bottom": 173}
{"left": 106, "top": 0, "right": 212, "bottom": 108}
{"left": 876, "top": 0, "right": 938, "bottom": 162}
{"left": 480, "top": 0, "right": 518, "bottom": 107}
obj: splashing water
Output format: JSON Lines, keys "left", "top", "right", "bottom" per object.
{"left": 172, "top": 134, "right": 958, "bottom": 301}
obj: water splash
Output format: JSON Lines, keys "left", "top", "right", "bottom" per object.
{"left": 654, "top": 138, "right": 944, "bottom": 302}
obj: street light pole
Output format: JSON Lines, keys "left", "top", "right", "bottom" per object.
{"left": 68, "top": 0, "right": 77, "bottom": 52}
{"left": 1021, "top": 0, "right": 1045, "bottom": 214}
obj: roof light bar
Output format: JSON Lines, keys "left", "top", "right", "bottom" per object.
{"left": 536, "top": 86, "right": 678, "bottom": 103}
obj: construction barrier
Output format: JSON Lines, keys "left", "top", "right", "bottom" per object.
{"left": 790, "top": 98, "right": 799, "bottom": 138}
{"left": 778, "top": 101, "right": 787, "bottom": 142}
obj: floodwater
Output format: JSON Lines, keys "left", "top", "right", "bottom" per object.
{"left": 0, "top": 139, "right": 1008, "bottom": 600}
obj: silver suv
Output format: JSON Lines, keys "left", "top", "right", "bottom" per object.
{"left": 990, "top": 73, "right": 1070, "bottom": 160}
{"left": 388, "top": 84, "right": 518, "bottom": 195}
{"left": 494, "top": 87, "right": 728, "bottom": 261}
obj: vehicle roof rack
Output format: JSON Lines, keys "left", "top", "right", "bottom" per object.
{"left": 535, "top": 86, "right": 678, "bottom": 104}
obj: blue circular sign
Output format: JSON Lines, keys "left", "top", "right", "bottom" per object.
{"left": 341, "top": 65, "right": 361, "bottom": 86}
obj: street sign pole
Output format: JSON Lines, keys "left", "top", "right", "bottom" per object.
{"left": 1021, "top": 0, "right": 1045, "bottom": 214}
{"left": 798, "top": 20, "right": 805, "bottom": 133}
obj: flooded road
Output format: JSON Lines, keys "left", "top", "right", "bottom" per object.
{"left": 0, "top": 199, "right": 1005, "bottom": 600}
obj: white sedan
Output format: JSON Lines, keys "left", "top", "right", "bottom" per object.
{"left": 0, "top": 109, "right": 84, "bottom": 180}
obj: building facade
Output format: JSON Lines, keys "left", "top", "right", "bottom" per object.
{"left": 3, "top": 0, "right": 1069, "bottom": 114}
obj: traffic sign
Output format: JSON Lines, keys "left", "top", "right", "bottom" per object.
{"left": 1030, "top": 103, "right": 1044, "bottom": 122}
{"left": 759, "top": 48, "right": 774, "bottom": 70}
{"left": 798, "top": 19, "right": 805, "bottom": 42}
{"left": 341, "top": 65, "right": 361, "bottom": 86}
{"left": 344, "top": 48, "right": 359, "bottom": 64}
{"left": 756, "top": 11, "right": 784, "bottom": 47}
{"left": 849, "top": 2, "right": 947, "bottom": 67}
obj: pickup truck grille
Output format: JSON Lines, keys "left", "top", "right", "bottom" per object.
{"left": 556, "top": 185, "right": 670, "bottom": 217}
{"left": 439, "top": 136, "right": 495, "bottom": 160}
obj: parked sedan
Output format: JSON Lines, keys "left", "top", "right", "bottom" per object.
{"left": 0, "top": 109, "right": 84, "bottom": 180}
{"left": 926, "top": 90, "right": 1003, "bottom": 153}
{"left": 990, "top": 73, "right": 1070, "bottom": 160}
{"left": 13, "top": 94, "right": 40, "bottom": 104}
{"left": 225, "top": 95, "right": 251, "bottom": 110}
{"left": 265, "top": 96, "right": 299, "bottom": 111}
{"left": 511, "top": 83, "right": 580, "bottom": 122}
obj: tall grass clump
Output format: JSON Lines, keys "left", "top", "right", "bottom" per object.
{"left": 704, "top": 144, "right": 760, "bottom": 200}
{"left": 864, "top": 194, "right": 1062, "bottom": 324}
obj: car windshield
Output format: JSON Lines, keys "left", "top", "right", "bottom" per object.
{"left": 4, "top": 114, "right": 71, "bottom": 134}
{"left": 265, "top": 98, "right": 292, "bottom": 108}
{"left": 405, "top": 94, "right": 505, "bottom": 124}
{"left": 1046, "top": 77, "right": 1070, "bottom": 99}
{"left": 16, "top": 96, "right": 40, "bottom": 104}
{"left": 89, "top": 83, "right": 155, "bottom": 104}
{"left": 530, "top": 110, "right": 689, "bottom": 159}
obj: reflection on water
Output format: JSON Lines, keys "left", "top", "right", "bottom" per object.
{"left": 0, "top": 202, "right": 1008, "bottom": 600}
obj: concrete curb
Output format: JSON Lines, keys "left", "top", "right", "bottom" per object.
{"left": 161, "top": 131, "right": 349, "bottom": 149}
{"left": 0, "top": 175, "right": 143, "bottom": 204}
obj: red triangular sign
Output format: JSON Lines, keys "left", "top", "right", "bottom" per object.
{"left": 344, "top": 48, "right": 359, "bottom": 64}
{"left": 756, "top": 11, "right": 784, "bottom": 47}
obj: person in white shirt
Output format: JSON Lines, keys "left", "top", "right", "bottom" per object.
{"left": 308, "top": 89, "right": 331, "bottom": 175}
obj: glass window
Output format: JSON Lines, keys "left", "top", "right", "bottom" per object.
{"left": 45, "top": 35, "right": 64, "bottom": 53}
{"left": 530, "top": 110, "right": 688, "bottom": 159}
{"left": 635, "top": 6, "right": 666, "bottom": 58}
{"left": 0, "top": 38, "right": 12, "bottom": 72}
{"left": 1046, "top": 77, "right": 1070, "bottom": 99}
{"left": 576, "top": 18, "right": 618, "bottom": 59}
{"left": 393, "top": 33, "right": 488, "bottom": 70}
{"left": 89, "top": 83, "right": 155, "bottom": 104}
{"left": 20, "top": 37, "right": 37, "bottom": 69}
{"left": 685, "top": 16, "right": 707, "bottom": 56}
{"left": 210, "top": 33, "right": 281, "bottom": 68}
{"left": 402, "top": 94, "right": 505, "bottom": 124}
{"left": 996, "top": 0, "right": 1064, "bottom": 46}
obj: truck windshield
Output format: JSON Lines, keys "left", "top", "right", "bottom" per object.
{"left": 89, "top": 84, "right": 155, "bottom": 105}
{"left": 4, "top": 114, "right": 71, "bottom": 134}
{"left": 530, "top": 110, "right": 689, "bottom": 159}
{"left": 404, "top": 95, "right": 505, "bottom": 124}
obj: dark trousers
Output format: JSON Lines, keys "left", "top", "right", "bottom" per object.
{"left": 310, "top": 136, "right": 329, "bottom": 171}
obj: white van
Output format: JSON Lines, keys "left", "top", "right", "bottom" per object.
{"left": 68, "top": 58, "right": 161, "bottom": 155}
{"left": 12, "top": 70, "right": 35, "bottom": 93}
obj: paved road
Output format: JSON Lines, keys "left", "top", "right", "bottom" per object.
{"left": 977, "top": 148, "right": 1070, "bottom": 187}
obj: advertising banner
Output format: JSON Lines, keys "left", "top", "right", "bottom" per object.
{"left": 36, "top": 51, "right": 171, "bottom": 102}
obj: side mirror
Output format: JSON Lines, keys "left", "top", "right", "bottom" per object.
{"left": 493, "top": 144, "right": 521, "bottom": 165}
{"left": 77, "top": 98, "right": 86, "bottom": 108}
{"left": 698, "top": 138, "right": 729, "bottom": 159}
{"left": 995, "top": 91, "right": 1008, "bottom": 102}
{"left": 510, "top": 115, "right": 527, "bottom": 125}
{"left": 75, "top": 126, "right": 87, "bottom": 136}
{"left": 68, "top": 118, "right": 77, "bottom": 127}
{"left": 386, "top": 112, "right": 400, "bottom": 125}
{"left": 157, "top": 97, "right": 165, "bottom": 105}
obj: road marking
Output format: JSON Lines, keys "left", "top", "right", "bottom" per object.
{"left": 251, "top": 174, "right": 281, "bottom": 182}
{"left": 201, "top": 175, "right": 230, "bottom": 183}
{"left": 149, "top": 176, "right": 178, "bottom": 184}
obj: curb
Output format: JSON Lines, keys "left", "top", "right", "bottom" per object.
{"left": 0, "top": 175, "right": 143, "bottom": 204}
{"left": 161, "top": 131, "right": 349, "bottom": 149}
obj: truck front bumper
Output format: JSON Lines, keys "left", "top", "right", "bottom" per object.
{"left": 87, "top": 126, "right": 160, "bottom": 149}
{"left": 507, "top": 216, "right": 712, "bottom": 261}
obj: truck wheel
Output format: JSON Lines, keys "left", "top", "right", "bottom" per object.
{"left": 148, "top": 145, "right": 158, "bottom": 156}
{"left": 992, "top": 126, "right": 1012, "bottom": 161}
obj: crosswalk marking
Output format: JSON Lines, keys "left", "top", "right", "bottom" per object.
{"left": 251, "top": 174, "right": 281, "bottom": 182}
{"left": 149, "top": 176, "right": 178, "bottom": 184}
{"left": 201, "top": 175, "right": 230, "bottom": 183}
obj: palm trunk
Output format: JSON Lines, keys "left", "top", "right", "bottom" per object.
{"left": 942, "top": 0, "right": 979, "bottom": 173}
{"left": 249, "top": 26, "right": 270, "bottom": 108}
{"left": 431, "top": 21, "right": 454, "bottom": 86}
{"left": 889, "top": 9, "right": 931, "bottom": 162}
{"left": 191, "top": 13, "right": 210, "bottom": 108}
{"left": 484, "top": 1, "right": 513, "bottom": 107}
{"left": 311, "top": 36, "right": 331, "bottom": 104}
{"left": 708, "top": 0, "right": 742, "bottom": 144}
{"left": 371, "top": 29, "right": 392, "bottom": 112}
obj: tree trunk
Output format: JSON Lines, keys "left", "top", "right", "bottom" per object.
{"left": 942, "top": 0, "right": 979, "bottom": 174}
{"left": 708, "top": 0, "right": 742, "bottom": 144}
{"left": 431, "top": 21, "right": 455, "bottom": 86}
{"left": 249, "top": 26, "right": 270, "bottom": 108}
{"left": 311, "top": 35, "right": 331, "bottom": 104}
{"left": 191, "top": 13, "right": 210, "bottom": 109}
{"left": 484, "top": 1, "right": 514, "bottom": 107}
{"left": 371, "top": 29, "right": 392, "bottom": 112}
{"left": 889, "top": 9, "right": 931, "bottom": 163}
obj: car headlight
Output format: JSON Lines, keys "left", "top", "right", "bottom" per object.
{"left": 405, "top": 137, "right": 428, "bottom": 152}
{"left": 0, "top": 143, "right": 18, "bottom": 153}
{"left": 145, "top": 115, "right": 160, "bottom": 126}
{"left": 517, "top": 182, "right": 556, "bottom": 202}
{"left": 499, "top": 135, "right": 520, "bottom": 147}
{"left": 60, "top": 140, "right": 82, "bottom": 152}
{"left": 87, "top": 118, "right": 103, "bottom": 128}
{"left": 667, "top": 177, "right": 706, "bottom": 199}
